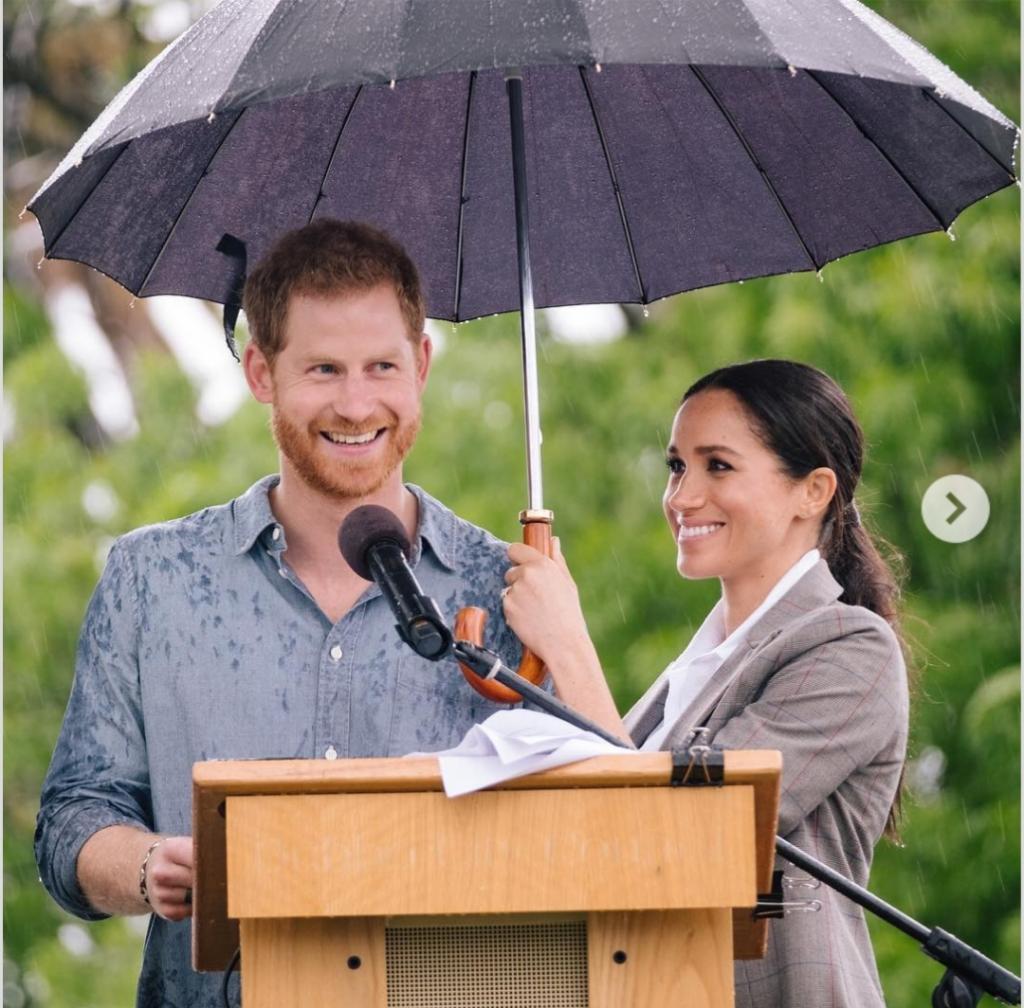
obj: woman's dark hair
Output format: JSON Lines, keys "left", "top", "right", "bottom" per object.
{"left": 683, "top": 358, "right": 909, "bottom": 836}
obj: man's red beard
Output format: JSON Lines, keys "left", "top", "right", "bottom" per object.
{"left": 271, "top": 405, "right": 420, "bottom": 501}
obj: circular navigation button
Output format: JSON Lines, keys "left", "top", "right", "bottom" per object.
{"left": 921, "top": 475, "right": 990, "bottom": 543}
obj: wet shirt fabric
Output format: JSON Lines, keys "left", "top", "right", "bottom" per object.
{"left": 35, "top": 475, "right": 518, "bottom": 1008}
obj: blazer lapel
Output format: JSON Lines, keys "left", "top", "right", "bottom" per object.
{"left": 630, "top": 560, "right": 844, "bottom": 749}
{"left": 623, "top": 678, "right": 669, "bottom": 745}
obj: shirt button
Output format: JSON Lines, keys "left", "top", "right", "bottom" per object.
{"left": 272, "top": 526, "right": 281, "bottom": 541}
{"left": 325, "top": 746, "right": 338, "bottom": 760}
{"left": 330, "top": 645, "right": 343, "bottom": 661}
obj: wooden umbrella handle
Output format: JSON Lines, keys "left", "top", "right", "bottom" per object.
{"left": 456, "top": 511, "right": 553, "bottom": 703}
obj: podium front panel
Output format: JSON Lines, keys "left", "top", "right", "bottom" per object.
{"left": 226, "top": 785, "right": 756, "bottom": 918}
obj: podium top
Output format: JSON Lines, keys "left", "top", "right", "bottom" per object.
{"left": 193, "top": 748, "right": 778, "bottom": 794}
{"left": 192, "top": 750, "right": 780, "bottom": 970}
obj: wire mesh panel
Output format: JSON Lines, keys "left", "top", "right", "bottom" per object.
{"left": 385, "top": 919, "right": 589, "bottom": 1007}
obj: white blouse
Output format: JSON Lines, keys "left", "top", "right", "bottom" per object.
{"left": 639, "top": 549, "right": 821, "bottom": 751}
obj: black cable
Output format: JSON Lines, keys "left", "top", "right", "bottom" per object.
{"left": 221, "top": 947, "right": 240, "bottom": 1008}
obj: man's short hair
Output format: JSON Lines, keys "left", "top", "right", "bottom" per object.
{"left": 243, "top": 219, "right": 426, "bottom": 363}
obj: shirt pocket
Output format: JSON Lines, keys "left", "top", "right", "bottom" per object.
{"left": 388, "top": 651, "right": 499, "bottom": 754}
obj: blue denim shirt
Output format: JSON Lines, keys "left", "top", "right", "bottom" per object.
{"left": 36, "top": 475, "right": 519, "bottom": 1007}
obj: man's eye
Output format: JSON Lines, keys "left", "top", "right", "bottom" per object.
{"left": 313, "top": 364, "right": 337, "bottom": 375}
{"left": 374, "top": 361, "right": 396, "bottom": 372}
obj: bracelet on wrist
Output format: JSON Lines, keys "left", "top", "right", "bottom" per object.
{"left": 138, "top": 837, "right": 165, "bottom": 907}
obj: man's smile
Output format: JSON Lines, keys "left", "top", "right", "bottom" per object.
{"left": 320, "top": 428, "right": 386, "bottom": 446}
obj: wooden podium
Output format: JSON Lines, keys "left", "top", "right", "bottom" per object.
{"left": 193, "top": 750, "right": 780, "bottom": 1007}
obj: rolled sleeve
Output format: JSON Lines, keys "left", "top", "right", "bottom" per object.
{"left": 35, "top": 539, "right": 152, "bottom": 919}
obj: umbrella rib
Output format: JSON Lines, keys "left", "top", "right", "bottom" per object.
{"left": 919, "top": 87, "right": 1018, "bottom": 179}
{"left": 453, "top": 70, "right": 477, "bottom": 321}
{"left": 689, "top": 65, "right": 820, "bottom": 272}
{"left": 307, "top": 85, "right": 365, "bottom": 225}
{"left": 578, "top": 66, "right": 647, "bottom": 303}
{"left": 805, "top": 70, "right": 951, "bottom": 230}
{"left": 38, "top": 144, "right": 131, "bottom": 257}
{"left": 137, "top": 108, "right": 246, "bottom": 297}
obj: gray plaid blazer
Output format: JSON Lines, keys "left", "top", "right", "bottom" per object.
{"left": 625, "top": 559, "right": 908, "bottom": 1008}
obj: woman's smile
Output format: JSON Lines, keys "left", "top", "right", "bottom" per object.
{"left": 677, "top": 521, "right": 726, "bottom": 543}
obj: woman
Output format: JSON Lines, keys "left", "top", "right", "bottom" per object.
{"left": 502, "top": 358, "right": 909, "bottom": 1008}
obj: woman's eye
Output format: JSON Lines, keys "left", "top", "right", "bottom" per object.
{"left": 708, "top": 458, "right": 731, "bottom": 472}
{"left": 665, "top": 457, "right": 684, "bottom": 475}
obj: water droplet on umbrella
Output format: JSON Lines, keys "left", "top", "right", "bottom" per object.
{"left": 642, "top": 306, "right": 649, "bottom": 318}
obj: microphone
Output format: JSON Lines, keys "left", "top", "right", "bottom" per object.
{"left": 338, "top": 505, "right": 452, "bottom": 660}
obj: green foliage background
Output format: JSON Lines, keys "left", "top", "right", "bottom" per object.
{"left": 3, "top": 1, "right": 1019, "bottom": 1005}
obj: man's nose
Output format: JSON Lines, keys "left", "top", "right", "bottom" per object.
{"left": 330, "top": 375, "right": 378, "bottom": 423}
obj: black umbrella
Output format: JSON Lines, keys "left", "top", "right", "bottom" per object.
{"left": 26, "top": 0, "right": 1018, "bottom": 691}
{"left": 27, "top": 0, "right": 1018, "bottom": 498}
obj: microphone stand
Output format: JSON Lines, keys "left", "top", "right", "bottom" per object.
{"left": 453, "top": 639, "right": 1022, "bottom": 1008}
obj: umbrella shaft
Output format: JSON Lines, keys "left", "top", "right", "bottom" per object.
{"left": 507, "top": 73, "right": 544, "bottom": 513}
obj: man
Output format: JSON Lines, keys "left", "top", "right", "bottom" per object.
{"left": 35, "top": 220, "right": 518, "bottom": 1006}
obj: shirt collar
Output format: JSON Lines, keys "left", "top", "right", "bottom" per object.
{"left": 678, "top": 548, "right": 821, "bottom": 663}
{"left": 231, "top": 475, "right": 281, "bottom": 555}
{"left": 229, "top": 476, "right": 457, "bottom": 573}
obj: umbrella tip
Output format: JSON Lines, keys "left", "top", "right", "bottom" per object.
{"left": 946, "top": 227, "right": 957, "bottom": 242}
{"left": 36, "top": 256, "right": 45, "bottom": 270}
{"left": 788, "top": 64, "right": 797, "bottom": 77}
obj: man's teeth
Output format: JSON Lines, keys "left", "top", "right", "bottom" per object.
{"left": 678, "top": 523, "right": 724, "bottom": 540}
{"left": 324, "top": 430, "right": 379, "bottom": 445}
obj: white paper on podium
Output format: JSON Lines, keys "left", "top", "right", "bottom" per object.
{"left": 411, "top": 709, "right": 634, "bottom": 797}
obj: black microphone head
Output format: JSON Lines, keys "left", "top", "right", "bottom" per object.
{"left": 338, "top": 505, "right": 411, "bottom": 580}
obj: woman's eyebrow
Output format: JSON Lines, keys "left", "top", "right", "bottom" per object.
{"left": 666, "top": 443, "right": 742, "bottom": 457}
{"left": 696, "top": 444, "right": 741, "bottom": 456}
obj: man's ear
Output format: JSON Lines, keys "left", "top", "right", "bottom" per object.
{"left": 242, "top": 342, "right": 274, "bottom": 404}
{"left": 801, "top": 467, "right": 838, "bottom": 521}
{"left": 415, "top": 333, "right": 433, "bottom": 388}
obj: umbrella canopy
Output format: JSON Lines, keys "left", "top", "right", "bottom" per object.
{"left": 29, "top": 0, "right": 1018, "bottom": 323}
